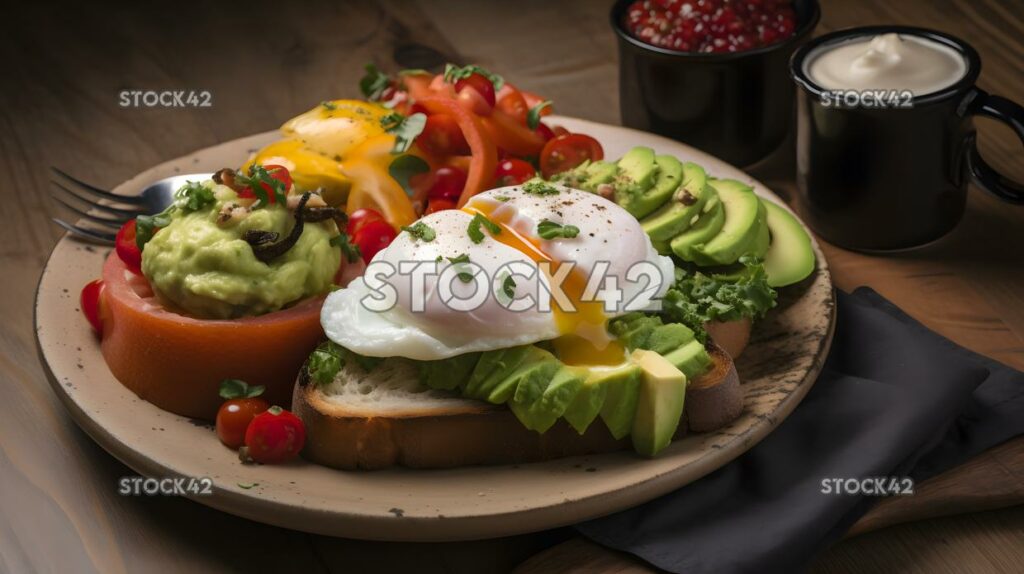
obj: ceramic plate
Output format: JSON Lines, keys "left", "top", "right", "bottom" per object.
{"left": 35, "top": 117, "right": 834, "bottom": 541}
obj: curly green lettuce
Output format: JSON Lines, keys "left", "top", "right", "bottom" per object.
{"left": 660, "top": 255, "right": 777, "bottom": 342}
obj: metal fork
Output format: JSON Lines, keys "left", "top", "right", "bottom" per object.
{"left": 50, "top": 168, "right": 212, "bottom": 244}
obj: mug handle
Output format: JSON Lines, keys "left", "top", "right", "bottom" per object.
{"left": 964, "top": 89, "right": 1024, "bottom": 204}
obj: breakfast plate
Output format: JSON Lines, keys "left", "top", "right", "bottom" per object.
{"left": 35, "top": 116, "right": 834, "bottom": 541}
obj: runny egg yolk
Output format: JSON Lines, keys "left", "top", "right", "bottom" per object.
{"left": 461, "top": 204, "right": 626, "bottom": 367}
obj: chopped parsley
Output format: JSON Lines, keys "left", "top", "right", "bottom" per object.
{"left": 330, "top": 233, "right": 362, "bottom": 263}
{"left": 447, "top": 253, "right": 473, "bottom": 283}
{"left": 307, "top": 341, "right": 345, "bottom": 385}
{"left": 321, "top": 101, "right": 338, "bottom": 111}
{"left": 359, "top": 63, "right": 391, "bottom": 100}
{"left": 401, "top": 221, "right": 436, "bottom": 242}
{"left": 175, "top": 181, "right": 216, "bottom": 212}
{"left": 526, "top": 100, "right": 552, "bottom": 130}
{"left": 494, "top": 195, "right": 511, "bottom": 202}
{"left": 522, "top": 181, "right": 560, "bottom": 196}
{"left": 380, "top": 112, "right": 427, "bottom": 154}
{"left": 467, "top": 213, "right": 501, "bottom": 243}
{"left": 502, "top": 273, "right": 517, "bottom": 299}
{"left": 235, "top": 165, "right": 288, "bottom": 207}
{"left": 135, "top": 212, "right": 173, "bottom": 250}
{"left": 442, "top": 63, "right": 504, "bottom": 90}
{"left": 537, "top": 219, "right": 580, "bottom": 240}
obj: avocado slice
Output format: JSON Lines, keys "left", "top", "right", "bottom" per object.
{"left": 620, "top": 155, "right": 683, "bottom": 219}
{"left": 687, "top": 179, "right": 763, "bottom": 266}
{"left": 563, "top": 362, "right": 641, "bottom": 434}
{"left": 669, "top": 194, "right": 725, "bottom": 260}
{"left": 761, "top": 199, "right": 816, "bottom": 287}
{"left": 418, "top": 352, "right": 481, "bottom": 391}
{"left": 598, "top": 363, "right": 644, "bottom": 440}
{"left": 581, "top": 160, "right": 618, "bottom": 193}
{"left": 613, "top": 147, "right": 658, "bottom": 216}
{"left": 644, "top": 323, "right": 697, "bottom": 355}
{"left": 663, "top": 339, "right": 713, "bottom": 380}
{"left": 651, "top": 237, "right": 671, "bottom": 256}
{"left": 463, "top": 345, "right": 532, "bottom": 399}
{"left": 509, "top": 365, "right": 587, "bottom": 433}
{"left": 640, "top": 162, "right": 711, "bottom": 241}
{"left": 630, "top": 349, "right": 688, "bottom": 457}
{"left": 487, "top": 347, "right": 561, "bottom": 404}
{"left": 607, "top": 313, "right": 660, "bottom": 350}
{"left": 749, "top": 203, "right": 771, "bottom": 259}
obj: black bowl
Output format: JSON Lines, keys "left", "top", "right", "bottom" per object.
{"left": 611, "top": 0, "right": 821, "bottom": 167}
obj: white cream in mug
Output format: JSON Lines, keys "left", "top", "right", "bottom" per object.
{"left": 807, "top": 33, "right": 967, "bottom": 95}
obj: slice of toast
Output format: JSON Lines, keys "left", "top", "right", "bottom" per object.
{"left": 293, "top": 344, "right": 742, "bottom": 470}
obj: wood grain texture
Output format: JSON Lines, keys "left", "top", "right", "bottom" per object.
{"left": 1, "top": 0, "right": 1022, "bottom": 573}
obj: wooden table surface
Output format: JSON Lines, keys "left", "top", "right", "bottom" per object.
{"left": 3, "top": 0, "right": 1023, "bottom": 572}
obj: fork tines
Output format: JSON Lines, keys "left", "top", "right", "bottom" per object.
{"left": 49, "top": 167, "right": 145, "bottom": 243}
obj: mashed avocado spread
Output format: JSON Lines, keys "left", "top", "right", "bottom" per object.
{"left": 141, "top": 182, "right": 340, "bottom": 319}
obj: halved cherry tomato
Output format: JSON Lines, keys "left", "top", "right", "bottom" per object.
{"left": 551, "top": 125, "right": 571, "bottom": 138}
{"left": 80, "top": 279, "right": 104, "bottom": 336}
{"left": 425, "top": 198, "right": 457, "bottom": 214}
{"left": 352, "top": 219, "right": 398, "bottom": 263}
{"left": 242, "top": 406, "right": 306, "bottom": 464}
{"left": 539, "top": 134, "right": 605, "bottom": 178}
{"left": 237, "top": 164, "right": 293, "bottom": 202}
{"left": 535, "top": 122, "right": 555, "bottom": 142}
{"left": 427, "top": 166, "right": 468, "bottom": 201}
{"left": 416, "top": 114, "right": 470, "bottom": 157}
{"left": 346, "top": 208, "right": 387, "bottom": 236}
{"left": 496, "top": 86, "right": 528, "bottom": 124}
{"left": 115, "top": 220, "right": 143, "bottom": 274}
{"left": 217, "top": 398, "right": 270, "bottom": 449}
{"left": 494, "top": 159, "right": 536, "bottom": 187}
{"left": 454, "top": 73, "right": 496, "bottom": 108}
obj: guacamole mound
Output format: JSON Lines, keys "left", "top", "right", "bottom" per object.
{"left": 141, "top": 184, "right": 341, "bottom": 319}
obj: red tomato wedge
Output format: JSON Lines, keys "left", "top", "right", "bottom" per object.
{"left": 99, "top": 252, "right": 325, "bottom": 420}
{"left": 480, "top": 109, "right": 547, "bottom": 157}
{"left": 416, "top": 96, "right": 497, "bottom": 207}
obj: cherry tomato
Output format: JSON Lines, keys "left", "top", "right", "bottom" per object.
{"left": 425, "top": 198, "right": 457, "bottom": 214}
{"left": 427, "top": 166, "right": 468, "bottom": 201}
{"left": 352, "top": 220, "right": 398, "bottom": 263}
{"left": 115, "top": 220, "right": 143, "bottom": 274}
{"left": 454, "top": 73, "right": 496, "bottom": 108}
{"left": 346, "top": 208, "right": 387, "bottom": 236}
{"left": 237, "top": 164, "right": 293, "bottom": 202}
{"left": 551, "top": 125, "right": 570, "bottom": 138}
{"left": 494, "top": 159, "right": 536, "bottom": 187}
{"left": 242, "top": 406, "right": 306, "bottom": 464}
{"left": 535, "top": 122, "right": 555, "bottom": 142}
{"left": 496, "top": 87, "right": 528, "bottom": 124}
{"left": 80, "top": 279, "right": 104, "bottom": 336}
{"left": 539, "top": 134, "right": 605, "bottom": 178}
{"left": 217, "top": 398, "right": 270, "bottom": 449}
{"left": 416, "top": 114, "right": 470, "bottom": 156}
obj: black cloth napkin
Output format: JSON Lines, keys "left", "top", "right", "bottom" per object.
{"left": 574, "top": 287, "right": 1024, "bottom": 573}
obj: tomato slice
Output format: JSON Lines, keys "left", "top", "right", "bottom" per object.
{"left": 425, "top": 198, "right": 457, "bottom": 214}
{"left": 494, "top": 159, "right": 536, "bottom": 187}
{"left": 496, "top": 85, "right": 528, "bottom": 124}
{"left": 115, "top": 220, "right": 143, "bottom": 274}
{"left": 427, "top": 166, "right": 468, "bottom": 201}
{"left": 352, "top": 220, "right": 398, "bottom": 263}
{"left": 417, "top": 96, "right": 497, "bottom": 207}
{"left": 416, "top": 114, "right": 470, "bottom": 156}
{"left": 80, "top": 279, "right": 104, "bottom": 335}
{"left": 346, "top": 208, "right": 387, "bottom": 236}
{"left": 539, "top": 134, "right": 605, "bottom": 179}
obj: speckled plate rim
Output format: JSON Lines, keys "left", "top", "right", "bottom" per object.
{"left": 35, "top": 116, "right": 834, "bottom": 542}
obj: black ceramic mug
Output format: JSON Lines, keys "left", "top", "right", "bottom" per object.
{"left": 611, "top": 0, "right": 820, "bottom": 167}
{"left": 791, "top": 26, "right": 1024, "bottom": 251}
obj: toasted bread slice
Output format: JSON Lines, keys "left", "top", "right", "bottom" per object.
{"left": 293, "top": 344, "right": 742, "bottom": 470}
{"left": 704, "top": 317, "right": 752, "bottom": 359}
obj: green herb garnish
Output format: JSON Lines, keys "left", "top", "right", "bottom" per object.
{"left": 388, "top": 154, "right": 430, "bottom": 197}
{"left": 381, "top": 112, "right": 427, "bottom": 154}
{"left": 537, "top": 219, "right": 579, "bottom": 240}
{"left": 442, "top": 64, "right": 504, "bottom": 90}
{"left": 401, "top": 221, "right": 436, "bottom": 242}
{"left": 321, "top": 101, "right": 338, "bottom": 111}
{"left": 501, "top": 274, "right": 517, "bottom": 299}
{"left": 330, "top": 233, "right": 362, "bottom": 263}
{"left": 218, "top": 379, "right": 265, "bottom": 399}
{"left": 446, "top": 253, "right": 473, "bottom": 283}
{"left": 175, "top": 181, "right": 216, "bottom": 212}
{"left": 235, "top": 165, "right": 288, "bottom": 207}
{"left": 526, "top": 100, "right": 552, "bottom": 130}
{"left": 307, "top": 341, "right": 345, "bottom": 385}
{"left": 522, "top": 181, "right": 560, "bottom": 196}
{"left": 359, "top": 63, "right": 391, "bottom": 100}
{"left": 467, "top": 213, "right": 501, "bottom": 243}
{"left": 135, "top": 212, "right": 173, "bottom": 250}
